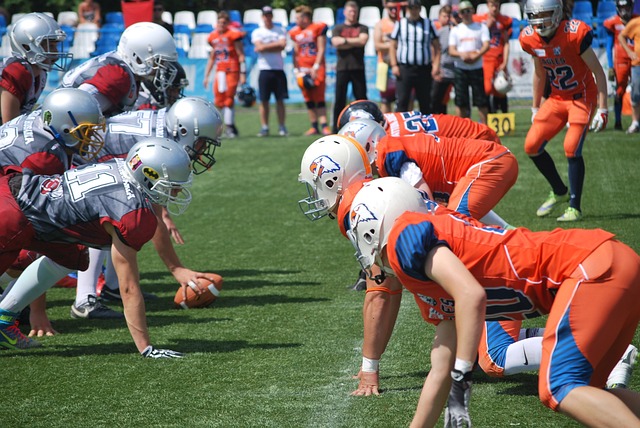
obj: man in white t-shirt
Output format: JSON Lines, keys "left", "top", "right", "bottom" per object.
{"left": 251, "top": 6, "right": 289, "bottom": 137}
{"left": 448, "top": 0, "right": 490, "bottom": 122}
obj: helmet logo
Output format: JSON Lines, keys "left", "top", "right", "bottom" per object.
{"left": 350, "top": 203, "right": 377, "bottom": 229}
{"left": 310, "top": 155, "right": 340, "bottom": 178}
{"left": 128, "top": 154, "right": 143, "bottom": 171}
{"left": 350, "top": 110, "right": 374, "bottom": 121}
{"left": 143, "top": 166, "right": 160, "bottom": 180}
{"left": 43, "top": 110, "right": 53, "bottom": 125}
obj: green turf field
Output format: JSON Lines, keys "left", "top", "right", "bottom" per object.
{"left": 3, "top": 106, "right": 639, "bottom": 427}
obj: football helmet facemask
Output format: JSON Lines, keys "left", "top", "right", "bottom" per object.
{"left": 617, "top": 0, "right": 634, "bottom": 22}
{"left": 10, "top": 12, "right": 73, "bottom": 71}
{"left": 347, "top": 177, "right": 429, "bottom": 282}
{"left": 125, "top": 137, "right": 193, "bottom": 215}
{"left": 298, "top": 134, "right": 373, "bottom": 221}
{"left": 42, "top": 88, "right": 106, "bottom": 162}
{"left": 165, "top": 97, "right": 223, "bottom": 174}
{"left": 117, "top": 22, "right": 178, "bottom": 91}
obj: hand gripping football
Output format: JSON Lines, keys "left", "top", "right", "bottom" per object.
{"left": 174, "top": 274, "right": 224, "bottom": 309}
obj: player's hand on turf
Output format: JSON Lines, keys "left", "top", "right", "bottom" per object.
{"left": 28, "top": 309, "right": 58, "bottom": 337}
{"left": 351, "top": 369, "right": 380, "bottom": 396}
{"left": 141, "top": 345, "right": 184, "bottom": 359}
{"left": 445, "top": 369, "right": 472, "bottom": 428}
{"left": 590, "top": 108, "right": 608, "bottom": 133}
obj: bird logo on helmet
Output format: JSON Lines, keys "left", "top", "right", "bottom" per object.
{"left": 237, "top": 84, "right": 257, "bottom": 107}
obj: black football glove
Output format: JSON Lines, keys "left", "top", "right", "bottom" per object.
{"left": 444, "top": 369, "right": 473, "bottom": 428}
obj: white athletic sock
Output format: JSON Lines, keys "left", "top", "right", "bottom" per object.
{"left": 223, "top": 107, "right": 234, "bottom": 126}
{"left": 0, "top": 257, "right": 71, "bottom": 313}
{"left": 503, "top": 336, "right": 543, "bottom": 375}
{"left": 480, "top": 210, "right": 510, "bottom": 229}
{"left": 75, "top": 248, "right": 108, "bottom": 306}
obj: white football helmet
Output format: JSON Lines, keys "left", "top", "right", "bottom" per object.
{"left": 165, "top": 97, "right": 223, "bottom": 175}
{"left": 493, "top": 70, "right": 513, "bottom": 95}
{"left": 117, "top": 22, "right": 178, "bottom": 91}
{"left": 525, "top": 0, "right": 563, "bottom": 37}
{"left": 125, "top": 137, "right": 193, "bottom": 215}
{"left": 10, "top": 12, "right": 73, "bottom": 71}
{"left": 338, "top": 118, "right": 386, "bottom": 165}
{"left": 298, "top": 135, "right": 373, "bottom": 220}
{"left": 41, "top": 88, "right": 106, "bottom": 162}
{"left": 347, "top": 177, "right": 429, "bottom": 282}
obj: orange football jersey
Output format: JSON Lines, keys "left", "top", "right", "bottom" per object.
{"left": 474, "top": 14, "right": 512, "bottom": 61}
{"left": 604, "top": 15, "right": 632, "bottom": 62}
{"left": 207, "top": 28, "right": 245, "bottom": 72}
{"left": 289, "top": 22, "right": 328, "bottom": 69}
{"left": 386, "top": 211, "right": 615, "bottom": 324}
{"left": 383, "top": 112, "right": 500, "bottom": 143}
{"left": 519, "top": 19, "right": 596, "bottom": 100}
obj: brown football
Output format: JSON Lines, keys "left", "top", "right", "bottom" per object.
{"left": 173, "top": 274, "right": 224, "bottom": 309}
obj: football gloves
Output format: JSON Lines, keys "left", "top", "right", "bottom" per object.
{"left": 590, "top": 108, "right": 609, "bottom": 133}
{"left": 531, "top": 107, "right": 539, "bottom": 124}
{"left": 444, "top": 369, "right": 473, "bottom": 428}
{"left": 141, "top": 345, "right": 184, "bottom": 359}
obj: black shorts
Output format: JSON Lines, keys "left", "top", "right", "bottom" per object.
{"left": 454, "top": 67, "right": 488, "bottom": 109}
{"left": 258, "top": 70, "right": 289, "bottom": 102}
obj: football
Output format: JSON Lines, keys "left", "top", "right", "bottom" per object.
{"left": 173, "top": 274, "right": 224, "bottom": 309}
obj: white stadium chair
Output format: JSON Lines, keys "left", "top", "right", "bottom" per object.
{"left": 57, "top": 11, "right": 79, "bottom": 27}
{"left": 289, "top": 9, "right": 298, "bottom": 26}
{"left": 429, "top": 5, "right": 441, "bottom": 21}
{"left": 359, "top": 6, "right": 381, "bottom": 27}
{"left": 70, "top": 22, "right": 99, "bottom": 59}
{"left": 476, "top": 3, "right": 489, "bottom": 15}
{"left": 197, "top": 10, "right": 217, "bottom": 27}
{"left": 364, "top": 27, "right": 376, "bottom": 56}
{"left": 500, "top": 2, "right": 523, "bottom": 20}
{"left": 312, "top": 7, "right": 335, "bottom": 27}
{"left": 174, "top": 11, "right": 196, "bottom": 30}
{"left": 420, "top": 6, "right": 427, "bottom": 19}
{"left": 162, "top": 11, "right": 173, "bottom": 25}
{"left": 273, "top": 8, "right": 289, "bottom": 27}
{"left": 0, "top": 29, "right": 12, "bottom": 58}
{"left": 243, "top": 9, "right": 262, "bottom": 26}
{"left": 188, "top": 33, "right": 211, "bottom": 59}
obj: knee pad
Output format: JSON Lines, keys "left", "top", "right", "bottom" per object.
{"left": 317, "top": 101, "right": 326, "bottom": 108}
{"left": 305, "top": 101, "right": 316, "bottom": 110}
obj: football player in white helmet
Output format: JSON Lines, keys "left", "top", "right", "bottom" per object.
{"left": 337, "top": 118, "right": 386, "bottom": 167}
{"left": 61, "top": 22, "right": 177, "bottom": 116}
{"left": 0, "top": 13, "right": 73, "bottom": 123}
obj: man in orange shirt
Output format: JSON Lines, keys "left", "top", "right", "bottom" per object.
{"left": 203, "top": 11, "right": 246, "bottom": 138}
{"left": 289, "top": 6, "right": 329, "bottom": 136}
{"left": 520, "top": 0, "right": 608, "bottom": 222}
{"left": 604, "top": 0, "right": 635, "bottom": 131}
{"left": 618, "top": 12, "right": 640, "bottom": 133}
{"left": 475, "top": 0, "right": 513, "bottom": 113}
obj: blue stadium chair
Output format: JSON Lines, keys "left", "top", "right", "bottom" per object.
{"left": 510, "top": 18, "right": 521, "bottom": 39}
{"left": 60, "top": 25, "right": 75, "bottom": 51}
{"left": 336, "top": 7, "right": 345, "bottom": 24}
{"left": 174, "top": 24, "right": 192, "bottom": 58}
{"left": 195, "top": 24, "right": 213, "bottom": 33}
{"left": 0, "top": 14, "right": 6, "bottom": 28}
{"left": 597, "top": 0, "right": 617, "bottom": 20}
{"left": 229, "top": 10, "right": 242, "bottom": 26}
{"left": 91, "top": 23, "right": 123, "bottom": 57}
{"left": 104, "top": 11, "right": 124, "bottom": 26}
{"left": 573, "top": 0, "right": 593, "bottom": 16}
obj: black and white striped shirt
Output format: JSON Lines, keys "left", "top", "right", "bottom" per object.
{"left": 390, "top": 17, "right": 437, "bottom": 66}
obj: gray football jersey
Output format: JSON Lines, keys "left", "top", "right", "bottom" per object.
{"left": 16, "top": 158, "right": 156, "bottom": 251}
{"left": 0, "top": 57, "right": 47, "bottom": 115}
{"left": 0, "top": 110, "right": 70, "bottom": 174}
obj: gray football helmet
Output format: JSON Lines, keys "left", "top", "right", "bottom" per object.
{"left": 165, "top": 97, "right": 223, "bottom": 175}
{"left": 117, "top": 22, "right": 178, "bottom": 91}
{"left": 125, "top": 137, "right": 193, "bottom": 215}
{"left": 10, "top": 12, "right": 73, "bottom": 71}
{"left": 41, "top": 88, "right": 106, "bottom": 162}
{"left": 525, "top": 0, "right": 563, "bottom": 37}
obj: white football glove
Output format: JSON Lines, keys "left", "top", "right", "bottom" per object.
{"left": 531, "top": 107, "right": 539, "bottom": 124}
{"left": 445, "top": 369, "right": 473, "bottom": 428}
{"left": 141, "top": 345, "right": 184, "bottom": 359}
{"left": 590, "top": 108, "right": 609, "bottom": 133}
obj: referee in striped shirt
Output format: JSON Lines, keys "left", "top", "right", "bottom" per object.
{"left": 389, "top": 0, "right": 441, "bottom": 113}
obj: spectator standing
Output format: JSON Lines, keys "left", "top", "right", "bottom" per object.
{"left": 431, "top": 5, "right": 456, "bottom": 114}
{"left": 389, "top": 0, "right": 441, "bottom": 114}
{"left": 617, "top": 10, "right": 640, "bottom": 133}
{"left": 449, "top": 0, "right": 490, "bottom": 123}
{"left": 204, "top": 11, "right": 246, "bottom": 138}
{"left": 331, "top": 1, "right": 369, "bottom": 132}
{"left": 78, "top": 0, "right": 101, "bottom": 26}
{"left": 252, "top": 6, "right": 288, "bottom": 137}
{"left": 475, "top": 0, "right": 512, "bottom": 113}
{"left": 152, "top": 1, "right": 174, "bottom": 35}
{"left": 289, "top": 5, "right": 330, "bottom": 136}
{"left": 374, "top": 1, "right": 401, "bottom": 113}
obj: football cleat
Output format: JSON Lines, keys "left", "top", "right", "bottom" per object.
{"left": 70, "top": 295, "right": 124, "bottom": 319}
{"left": 257, "top": 128, "right": 269, "bottom": 137}
{"left": 0, "top": 321, "right": 42, "bottom": 350}
{"left": 278, "top": 126, "right": 289, "bottom": 137}
{"left": 556, "top": 207, "right": 582, "bottom": 222}
{"left": 626, "top": 121, "right": 640, "bottom": 134}
{"left": 536, "top": 191, "right": 569, "bottom": 217}
{"left": 304, "top": 127, "right": 320, "bottom": 136}
{"left": 321, "top": 126, "right": 332, "bottom": 136}
{"left": 607, "top": 345, "right": 638, "bottom": 389}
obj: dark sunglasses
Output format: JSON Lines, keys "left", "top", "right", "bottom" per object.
{"left": 460, "top": 9, "right": 473, "bottom": 14}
